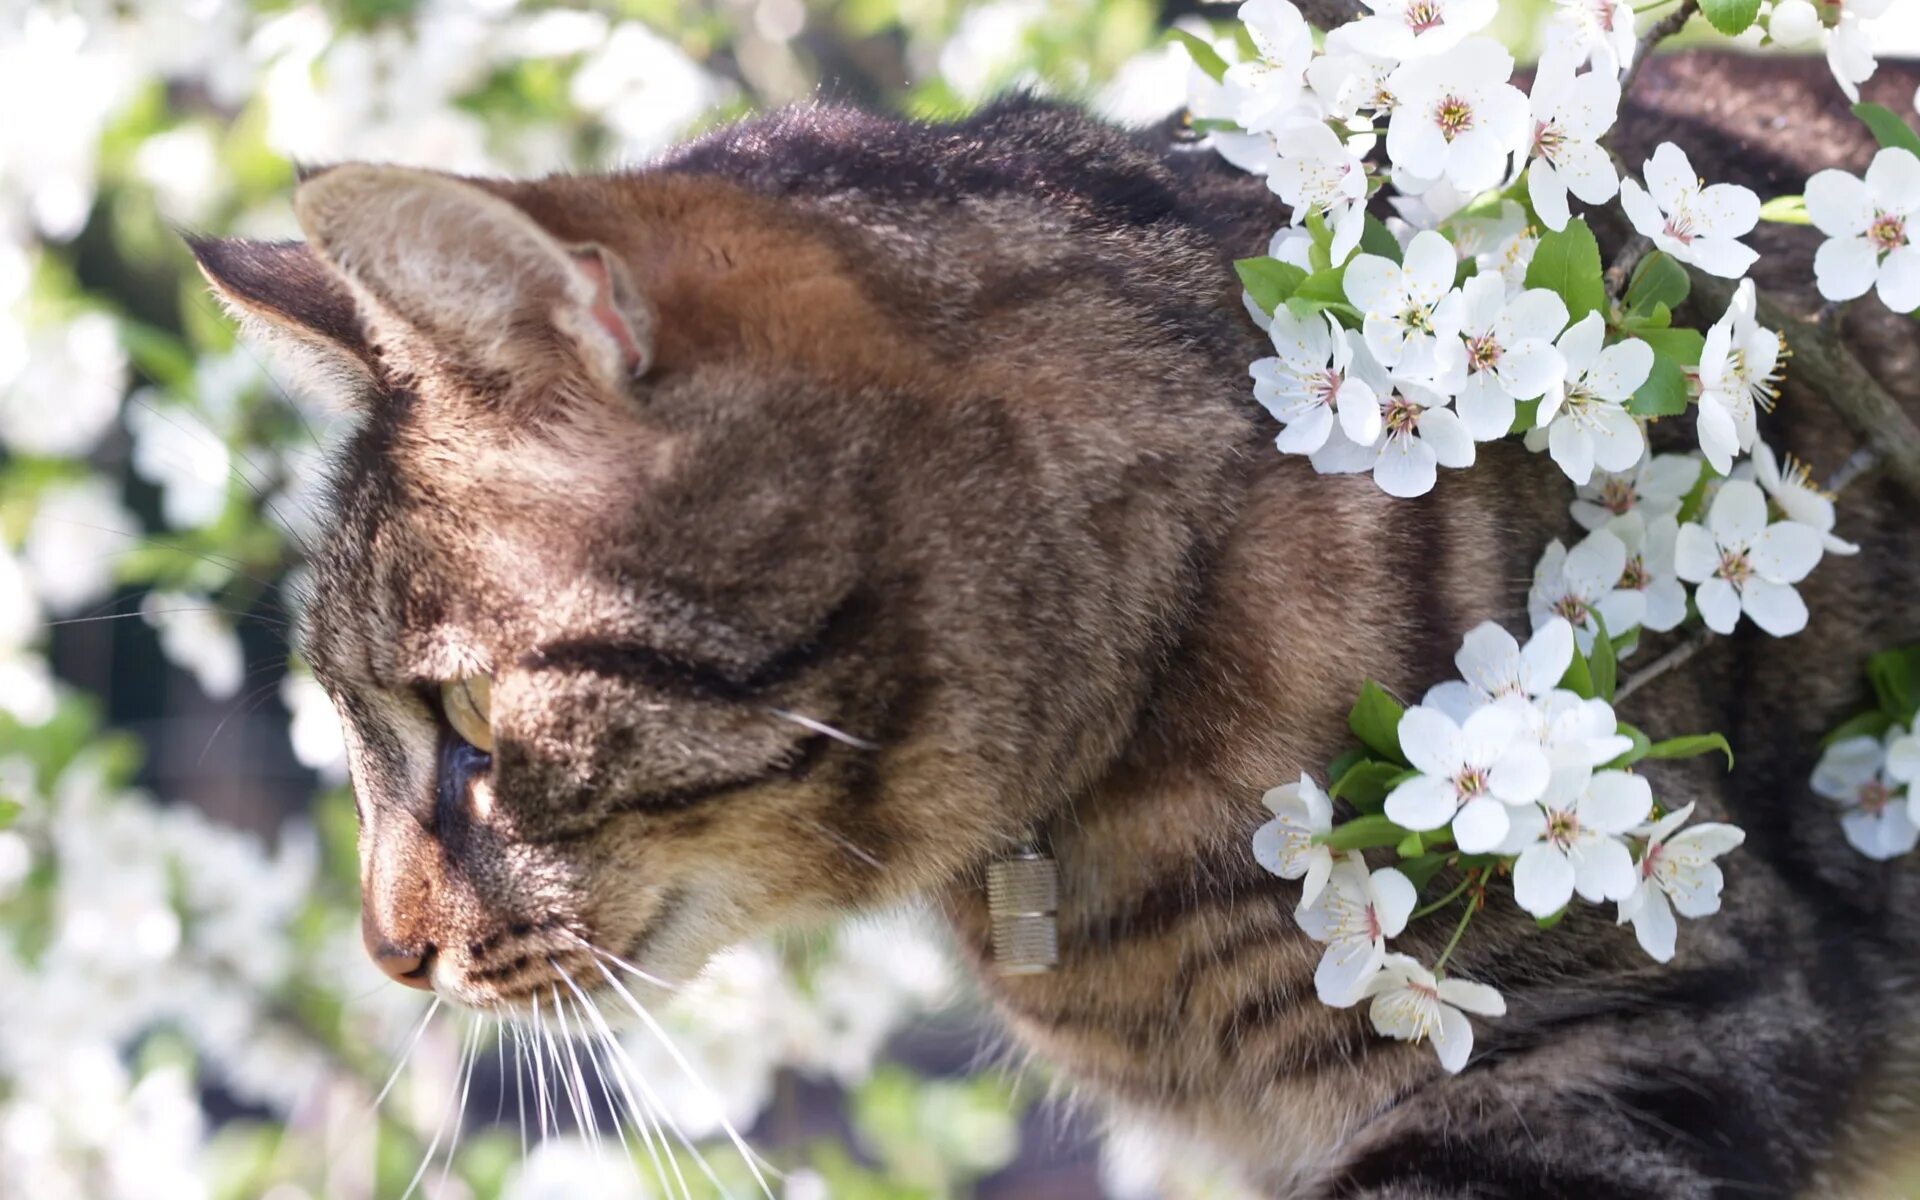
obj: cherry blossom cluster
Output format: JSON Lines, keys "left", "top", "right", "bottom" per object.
{"left": 1254, "top": 617, "right": 1745, "bottom": 1072}
{"left": 1810, "top": 646, "right": 1920, "bottom": 859}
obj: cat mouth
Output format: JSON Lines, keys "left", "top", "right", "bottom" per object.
{"left": 459, "top": 898, "right": 683, "bottom": 1012}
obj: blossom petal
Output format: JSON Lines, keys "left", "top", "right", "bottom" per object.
{"left": 1452, "top": 795, "right": 1512, "bottom": 853}
{"left": 1527, "top": 159, "right": 1570, "bottom": 231}
{"left": 1877, "top": 245, "right": 1920, "bottom": 314}
{"left": 1386, "top": 775, "right": 1460, "bottom": 832}
{"left": 1548, "top": 417, "right": 1596, "bottom": 486}
{"left": 1804, "top": 166, "right": 1875, "bottom": 237}
{"left": 1617, "top": 178, "right": 1665, "bottom": 241}
{"left": 1749, "top": 521, "right": 1823, "bottom": 583}
{"left": 1586, "top": 339, "right": 1655, "bottom": 401}
{"left": 1455, "top": 372, "right": 1517, "bottom": 442}
{"left": 1315, "top": 937, "right": 1386, "bottom": 1007}
{"left": 1572, "top": 836, "right": 1637, "bottom": 902}
{"left": 1418, "top": 407, "right": 1476, "bottom": 469}
{"left": 1374, "top": 432, "right": 1440, "bottom": 497}
{"left": 1581, "top": 770, "right": 1653, "bottom": 834}
{"left": 1430, "top": 1004, "right": 1476, "bottom": 1073}
{"left": 1398, "top": 705, "right": 1465, "bottom": 777}
{"left": 1343, "top": 254, "right": 1403, "bottom": 315}
{"left": 1864, "top": 147, "right": 1920, "bottom": 214}
{"left": 1815, "top": 235, "right": 1879, "bottom": 302}
{"left": 1709, "top": 479, "right": 1769, "bottom": 546}
{"left": 1740, "top": 578, "right": 1809, "bottom": 637}
{"left": 1628, "top": 888, "right": 1677, "bottom": 962}
{"left": 1336, "top": 376, "right": 1383, "bottom": 446}
{"left": 1513, "top": 844, "right": 1575, "bottom": 917}
{"left": 1684, "top": 236, "right": 1760, "bottom": 279}
{"left": 1842, "top": 807, "right": 1920, "bottom": 861}
{"left": 1436, "top": 977, "right": 1506, "bottom": 1017}
{"left": 1642, "top": 142, "right": 1695, "bottom": 210}
{"left": 1370, "top": 867, "right": 1417, "bottom": 938}
{"left": 1556, "top": 138, "right": 1619, "bottom": 204}
{"left": 1694, "top": 577, "right": 1741, "bottom": 634}
{"left": 1518, "top": 618, "right": 1575, "bottom": 694}
{"left": 1275, "top": 402, "right": 1336, "bottom": 454}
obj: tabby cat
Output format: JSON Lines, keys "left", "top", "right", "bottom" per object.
{"left": 191, "top": 49, "right": 1920, "bottom": 1198}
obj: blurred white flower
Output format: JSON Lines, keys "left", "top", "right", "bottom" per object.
{"left": 0, "top": 11, "right": 135, "bottom": 239}
{"left": 1616, "top": 802, "right": 1745, "bottom": 961}
{"left": 125, "top": 395, "right": 231, "bottom": 530}
{"left": 133, "top": 125, "right": 222, "bottom": 226}
{"left": 575, "top": 23, "right": 732, "bottom": 162}
{"left": 23, "top": 476, "right": 138, "bottom": 615}
{"left": 141, "top": 591, "right": 245, "bottom": 699}
{"left": 1531, "top": 313, "right": 1650, "bottom": 486}
{"left": 1695, "top": 279, "right": 1781, "bottom": 474}
{"left": 1251, "top": 310, "right": 1381, "bottom": 455}
{"left": 1383, "top": 39, "right": 1529, "bottom": 196}
{"left": 1294, "top": 858, "right": 1415, "bottom": 1005}
{"left": 1813, "top": 727, "right": 1917, "bottom": 860}
{"left": 935, "top": 0, "right": 1046, "bottom": 103}
{"left": 504, "top": 1136, "right": 648, "bottom": 1200}
{"left": 1523, "top": 42, "right": 1620, "bottom": 232}
{"left": 1547, "top": 0, "right": 1637, "bottom": 76}
{"left": 1748, "top": 440, "right": 1857, "bottom": 555}
{"left": 1569, "top": 452, "right": 1700, "bottom": 531}
{"left": 1252, "top": 773, "right": 1336, "bottom": 913}
{"left": 0, "top": 313, "right": 126, "bottom": 458}
{"left": 281, "top": 671, "right": 348, "bottom": 782}
{"left": 1506, "top": 765, "right": 1651, "bottom": 917}
{"left": 1608, "top": 510, "right": 1689, "bottom": 633}
{"left": 1349, "top": 0, "right": 1497, "bottom": 59}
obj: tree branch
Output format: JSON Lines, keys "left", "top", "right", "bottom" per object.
{"left": 1619, "top": 0, "right": 1698, "bottom": 100}
{"left": 1614, "top": 627, "right": 1714, "bottom": 704}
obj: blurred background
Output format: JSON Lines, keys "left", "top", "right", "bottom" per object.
{"left": 0, "top": 1, "right": 1901, "bottom": 1197}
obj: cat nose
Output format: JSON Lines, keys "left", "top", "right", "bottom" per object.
{"left": 363, "top": 916, "right": 438, "bottom": 991}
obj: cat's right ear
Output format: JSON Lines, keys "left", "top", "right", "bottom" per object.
{"left": 187, "top": 236, "right": 378, "bottom": 390}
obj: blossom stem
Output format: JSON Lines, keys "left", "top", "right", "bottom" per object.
{"left": 1431, "top": 872, "right": 1485, "bottom": 974}
{"left": 1618, "top": 0, "right": 1698, "bottom": 102}
{"left": 1410, "top": 873, "right": 1475, "bottom": 921}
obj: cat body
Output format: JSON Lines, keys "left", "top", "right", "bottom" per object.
{"left": 193, "top": 50, "right": 1920, "bottom": 1198}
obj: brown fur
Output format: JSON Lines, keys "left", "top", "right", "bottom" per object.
{"left": 192, "top": 51, "right": 1920, "bottom": 1197}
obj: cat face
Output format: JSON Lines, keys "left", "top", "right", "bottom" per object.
{"left": 193, "top": 160, "right": 1251, "bottom": 1010}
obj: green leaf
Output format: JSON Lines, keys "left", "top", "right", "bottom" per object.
{"left": 1307, "top": 210, "right": 1333, "bottom": 273}
{"left": 1820, "top": 710, "right": 1895, "bottom": 748}
{"left": 1236, "top": 257, "right": 1308, "bottom": 315}
{"left": 1188, "top": 117, "right": 1243, "bottom": 134}
{"left": 1605, "top": 722, "right": 1654, "bottom": 769}
{"left": 1636, "top": 327, "right": 1707, "bottom": 367}
{"left": 1349, "top": 681, "right": 1409, "bottom": 765}
{"left": 1535, "top": 905, "right": 1569, "bottom": 931}
{"left": 1559, "top": 643, "right": 1597, "bottom": 700}
{"left": 1168, "top": 29, "right": 1229, "bottom": 83}
{"left": 1327, "top": 746, "right": 1369, "bottom": 785}
{"left": 1331, "top": 759, "right": 1414, "bottom": 814}
{"left": 1359, "top": 216, "right": 1402, "bottom": 263}
{"left": 1700, "top": 0, "right": 1762, "bottom": 35}
{"left": 1510, "top": 397, "right": 1541, "bottom": 435}
{"left": 1628, "top": 352, "right": 1691, "bottom": 417}
{"left": 1675, "top": 455, "right": 1715, "bottom": 523}
{"left": 0, "top": 799, "right": 19, "bottom": 830}
{"left": 1853, "top": 102, "right": 1920, "bottom": 158}
{"left": 1645, "top": 732, "right": 1735, "bottom": 770}
{"left": 1296, "top": 268, "right": 1350, "bottom": 307}
{"left": 1316, "top": 813, "right": 1414, "bottom": 852}
{"left": 1757, "top": 194, "right": 1813, "bottom": 225}
{"left": 1398, "top": 851, "right": 1452, "bottom": 892}
{"left": 1395, "top": 831, "right": 1426, "bottom": 858}
{"left": 1867, "top": 645, "right": 1920, "bottom": 723}
{"left": 1524, "top": 217, "right": 1608, "bottom": 325}
{"left": 1589, "top": 612, "right": 1618, "bottom": 702}
{"left": 1626, "top": 251, "right": 1689, "bottom": 315}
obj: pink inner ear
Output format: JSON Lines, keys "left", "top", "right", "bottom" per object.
{"left": 572, "top": 252, "right": 645, "bottom": 375}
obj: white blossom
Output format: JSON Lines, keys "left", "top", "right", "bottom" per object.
{"left": 1294, "top": 858, "right": 1416, "bottom": 1006}
{"left": 1387, "top": 702, "right": 1550, "bottom": 851}
{"left": 1344, "top": 230, "right": 1467, "bottom": 375}
{"left": 0, "top": 313, "right": 126, "bottom": 459}
{"left": 22, "top": 477, "right": 139, "bottom": 615}
{"left": 1546, "top": 0, "right": 1637, "bottom": 77}
{"left": 1619, "top": 142, "right": 1761, "bottom": 278}
{"left": 1806, "top": 147, "right": 1920, "bottom": 311}
{"left": 1422, "top": 617, "right": 1575, "bottom": 719}
{"left": 1748, "top": 440, "right": 1858, "bottom": 555}
{"left": 1506, "top": 765, "right": 1652, "bottom": 918}
{"left": 1453, "top": 275, "right": 1568, "bottom": 440}
{"left": 1253, "top": 311, "right": 1385, "bottom": 455}
{"left": 1224, "top": 0, "right": 1318, "bottom": 134}
{"left": 1695, "top": 280, "right": 1782, "bottom": 474}
{"left": 1523, "top": 44, "right": 1620, "bottom": 232}
{"left": 1674, "top": 478, "right": 1823, "bottom": 637}
{"left": 140, "top": 591, "right": 245, "bottom": 699}
{"left": 1617, "top": 802, "right": 1746, "bottom": 961}
{"left": 1383, "top": 39, "right": 1530, "bottom": 196}
{"left": 1569, "top": 452, "right": 1701, "bottom": 531}
{"left": 1530, "top": 312, "right": 1651, "bottom": 485}
{"left": 1347, "top": 0, "right": 1497, "bottom": 59}
{"left": 1528, "top": 526, "right": 1646, "bottom": 652}
{"left": 1252, "top": 773, "right": 1336, "bottom": 914}
{"left": 1360, "top": 954, "right": 1505, "bottom": 1073}
{"left": 1306, "top": 25, "right": 1397, "bottom": 120}
{"left": 1813, "top": 728, "right": 1917, "bottom": 860}
{"left": 1888, "top": 729, "right": 1920, "bottom": 824}
{"left": 1607, "top": 510, "right": 1689, "bottom": 634}
{"left": 1445, "top": 199, "right": 1539, "bottom": 293}
{"left": 1265, "top": 122, "right": 1370, "bottom": 263}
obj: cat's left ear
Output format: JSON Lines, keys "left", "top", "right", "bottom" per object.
{"left": 292, "top": 164, "right": 652, "bottom": 395}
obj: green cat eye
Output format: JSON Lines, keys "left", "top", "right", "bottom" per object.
{"left": 441, "top": 676, "right": 494, "bottom": 753}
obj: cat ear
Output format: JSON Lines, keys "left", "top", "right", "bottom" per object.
{"left": 187, "top": 236, "right": 377, "bottom": 387}
{"left": 291, "top": 164, "right": 652, "bottom": 394}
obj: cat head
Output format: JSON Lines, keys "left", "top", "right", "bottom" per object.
{"left": 193, "top": 154, "right": 1251, "bottom": 1010}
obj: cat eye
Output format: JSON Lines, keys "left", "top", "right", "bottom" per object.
{"left": 440, "top": 676, "right": 494, "bottom": 753}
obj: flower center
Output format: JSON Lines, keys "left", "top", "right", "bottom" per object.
{"left": 1620, "top": 554, "right": 1650, "bottom": 590}
{"left": 1466, "top": 333, "right": 1502, "bottom": 372}
{"left": 1662, "top": 209, "right": 1697, "bottom": 245}
{"left": 1309, "top": 369, "right": 1344, "bottom": 407}
{"left": 1551, "top": 593, "right": 1591, "bottom": 625}
{"left": 1533, "top": 120, "right": 1566, "bottom": 162}
{"left": 1434, "top": 95, "right": 1476, "bottom": 141}
{"left": 1859, "top": 780, "right": 1893, "bottom": 814}
{"left": 1639, "top": 842, "right": 1663, "bottom": 879}
{"left": 1716, "top": 546, "right": 1754, "bottom": 587}
{"left": 1547, "top": 808, "right": 1581, "bottom": 849}
{"left": 1869, "top": 211, "right": 1908, "bottom": 254}
{"left": 1600, "top": 476, "right": 1637, "bottom": 514}
{"left": 1365, "top": 904, "right": 1384, "bottom": 939}
{"left": 1454, "top": 765, "right": 1490, "bottom": 801}
{"left": 1383, "top": 393, "right": 1423, "bottom": 436}
{"left": 1405, "top": 0, "right": 1446, "bottom": 31}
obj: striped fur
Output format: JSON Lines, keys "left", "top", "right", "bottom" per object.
{"left": 192, "top": 51, "right": 1920, "bottom": 1197}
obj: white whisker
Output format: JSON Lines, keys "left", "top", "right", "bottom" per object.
{"left": 433, "top": 1015, "right": 482, "bottom": 1197}
{"left": 372, "top": 996, "right": 443, "bottom": 1113}
{"left": 765, "top": 706, "right": 880, "bottom": 751}
{"left": 556, "top": 963, "right": 684, "bottom": 1200}
{"left": 399, "top": 1017, "right": 478, "bottom": 1200}
{"left": 551, "top": 985, "right": 602, "bottom": 1154}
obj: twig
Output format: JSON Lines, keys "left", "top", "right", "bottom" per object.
{"left": 1825, "top": 446, "right": 1882, "bottom": 493}
{"left": 1615, "top": 627, "right": 1715, "bottom": 705}
{"left": 1605, "top": 234, "right": 1652, "bottom": 298}
{"left": 1619, "top": 0, "right": 1698, "bottom": 100}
